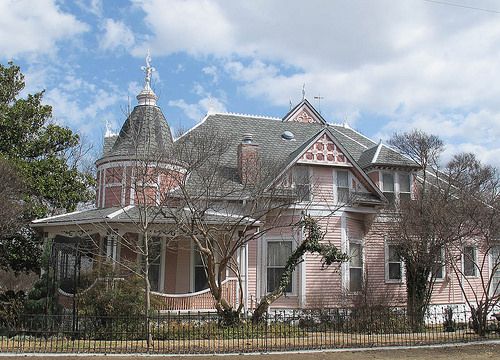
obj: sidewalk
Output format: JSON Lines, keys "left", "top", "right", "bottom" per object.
{"left": 0, "top": 342, "right": 499, "bottom": 359}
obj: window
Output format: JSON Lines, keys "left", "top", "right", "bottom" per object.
{"left": 386, "top": 243, "right": 402, "bottom": 281}
{"left": 293, "top": 166, "right": 310, "bottom": 201}
{"left": 382, "top": 173, "right": 395, "bottom": 205}
{"left": 194, "top": 251, "right": 209, "bottom": 292}
{"left": 399, "top": 173, "right": 411, "bottom": 203}
{"left": 267, "top": 241, "right": 293, "bottom": 293}
{"left": 433, "top": 247, "right": 445, "bottom": 280}
{"left": 349, "top": 241, "right": 363, "bottom": 292}
{"left": 492, "top": 246, "right": 500, "bottom": 296}
{"left": 337, "top": 170, "right": 350, "bottom": 204}
{"left": 104, "top": 235, "right": 117, "bottom": 261}
{"left": 463, "top": 246, "right": 477, "bottom": 277}
{"left": 148, "top": 238, "right": 162, "bottom": 292}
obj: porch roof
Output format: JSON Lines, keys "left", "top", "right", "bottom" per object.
{"left": 31, "top": 206, "right": 261, "bottom": 228}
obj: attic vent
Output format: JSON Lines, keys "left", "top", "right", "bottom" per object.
{"left": 281, "top": 131, "right": 295, "bottom": 141}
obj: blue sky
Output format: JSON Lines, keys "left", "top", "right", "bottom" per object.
{"left": 2, "top": 0, "right": 500, "bottom": 167}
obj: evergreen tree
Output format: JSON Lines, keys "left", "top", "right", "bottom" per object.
{"left": 0, "top": 61, "right": 95, "bottom": 273}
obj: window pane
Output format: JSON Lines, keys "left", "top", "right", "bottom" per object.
{"left": 388, "top": 245, "right": 400, "bottom": 262}
{"left": 350, "top": 268, "right": 362, "bottom": 292}
{"left": 194, "top": 251, "right": 205, "bottom": 266}
{"left": 349, "top": 243, "right": 362, "bottom": 267}
{"left": 399, "top": 174, "right": 411, "bottom": 193}
{"left": 267, "top": 241, "right": 292, "bottom": 267}
{"left": 338, "top": 188, "right": 350, "bottom": 203}
{"left": 337, "top": 171, "right": 349, "bottom": 187}
{"left": 463, "top": 246, "right": 476, "bottom": 277}
{"left": 267, "top": 268, "right": 292, "bottom": 293}
{"left": 434, "top": 249, "right": 444, "bottom": 279}
{"left": 492, "top": 246, "right": 500, "bottom": 295}
{"left": 194, "top": 267, "right": 208, "bottom": 291}
{"left": 294, "top": 166, "right": 310, "bottom": 201}
{"left": 389, "top": 263, "right": 402, "bottom": 280}
{"left": 383, "top": 173, "right": 395, "bottom": 192}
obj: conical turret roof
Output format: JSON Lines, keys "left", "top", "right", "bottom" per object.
{"left": 107, "top": 105, "right": 173, "bottom": 158}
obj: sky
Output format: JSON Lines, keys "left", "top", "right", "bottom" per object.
{"left": 1, "top": 0, "right": 500, "bottom": 167}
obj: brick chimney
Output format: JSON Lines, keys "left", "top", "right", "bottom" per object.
{"left": 238, "top": 134, "right": 259, "bottom": 185}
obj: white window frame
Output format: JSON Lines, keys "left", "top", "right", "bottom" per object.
{"left": 462, "top": 245, "right": 478, "bottom": 278}
{"left": 385, "top": 240, "right": 404, "bottom": 283}
{"left": 379, "top": 171, "right": 413, "bottom": 205}
{"left": 264, "top": 238, "right": 297, "bottom": 296}
{"left": 190, "top": 242, "right": 211, "bottom": 293}
{"left": 433, "top": 247, "right": 446, "bottom": 281}
{"left": 490, "top": 245, "right": 500, "bottom": 297}
{"left": 398, "top": 173, "right": 412, "bottom": 203}
{"left": 335, "top": 169, "right": 350, "bottom": 204}
{"left": 348, "top": 238, "right": 364, "bottom": 293}
{"left": 292, "top": 166, "right": 312, "bottom": 202}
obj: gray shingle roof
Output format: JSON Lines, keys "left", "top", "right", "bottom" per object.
{"left": 357, "top": 145, "right": 379, "bottom": 169}
{"left": 107, "top": 105, "right": 173, "bottom": 158}
{"left": 371, "top": 144, "right": 419, "bottom": 169}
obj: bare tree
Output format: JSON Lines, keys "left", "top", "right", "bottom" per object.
{"left": 444, "top": 153, "right": 500, "bottom": 336}
{"left": 386, "top": 131, "right": 483, "bottom": 330}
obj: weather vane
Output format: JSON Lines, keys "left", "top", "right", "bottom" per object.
{"left": 141, "top": 49, "right": 156, "bottom": 90}
{"left": 314, "top": 94, "right": 324, "bottom": 114}
{"left": 302, "top": 83, "right": 306, "bottom": 100}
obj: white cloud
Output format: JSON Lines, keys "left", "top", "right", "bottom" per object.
{"left": 134, "top": 0, "right": 500, "bottom": 166}
{"left": 0, "top": 0, "right": 88, "bottom": 58}
{"left": 169, "top": 95, "right": 227, "bottom": 122}
{"left": 202, "top": 65, "right": 218, "bottom": 83}
{"left": 99, "top": 18, "right": 135, "bottom": 51}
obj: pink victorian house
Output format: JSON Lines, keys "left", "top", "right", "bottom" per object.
{"left": 32, "top": 60, "right": 499, "bottom": 314}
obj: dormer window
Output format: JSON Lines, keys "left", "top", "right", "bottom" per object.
{"left": 381, "top": 171, "right": 412, "bottom": 206}
{"left": 399, "top": 173, "right": 411, "bottom": 203}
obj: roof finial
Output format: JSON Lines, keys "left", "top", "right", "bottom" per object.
{"left": 302, "top": 83, "right": 306, "bottom": 100}
{"left": 137, "top": 49, "right": 158, "bottom": 106}
{"left": 141, "top": 49, "right": 155, "bottom": 91}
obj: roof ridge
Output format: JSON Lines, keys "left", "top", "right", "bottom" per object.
{"left": 214, "top": 111, "right": 282, "bottom": 121}
{"left": 372, "top": 143, "right": 383, "bottom": 164}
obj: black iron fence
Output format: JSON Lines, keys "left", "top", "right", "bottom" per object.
{"left": 1, "top": 307, "right": 499, "bottom": 354}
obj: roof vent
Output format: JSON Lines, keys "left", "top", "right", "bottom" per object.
{"left": 242, "top": 133, "right": 253, "bottom": 144}
{"left": 281, "top": 130, "right": 295, "bottom": 141}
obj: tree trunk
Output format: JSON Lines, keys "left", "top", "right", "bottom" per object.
{"left": 252, "top": 217, "right": 348, "bottom": 323}
{"left": 405, "top": 265, "right": 430, "bottom": 332}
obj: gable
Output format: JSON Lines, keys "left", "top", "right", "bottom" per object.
{"left": 282, "top": 99, "right": 327, "bottom": 125}
{"left": 298, "top": 133, "right": 351, "bottom": 166}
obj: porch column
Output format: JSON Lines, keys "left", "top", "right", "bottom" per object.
{"left": 238, "top": 244, "right": 249, "bottom": 311}
{"left": 159, "top": 237, "right": 166, "bottom": 292}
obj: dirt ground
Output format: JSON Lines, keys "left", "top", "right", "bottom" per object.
{"left": 0, "top": 343, "right": 499, "bottom": 360}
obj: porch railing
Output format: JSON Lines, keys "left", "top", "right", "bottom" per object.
{"left": 151, "top": 277, "right": 239, "bottom": 311}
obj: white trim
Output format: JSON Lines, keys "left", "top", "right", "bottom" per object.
{"left": 263, "top": 236, "right": 298, "bottom": 296}
{"left": 32, "top": 210, "right": 84, "bottom": 223}
{"left": 372, "top": 143, "right": 383, "bottom": 164}
{"left": 106, "top": 205, "right": 134, "bottom": 219}
{"left": 340, "top": 214, "right": 349, "bottom": 291}
{"left": 299, "top": 221, "right": 307, "bottom": 308}
{"left": 385, "top": 240, "right": 404, "bottom": 283}
{"left": 347, "top": 238, "right": 364, "bottom": 293}
{"left": 462, "top": 245, "right": 478, "bottom": 278}
{"left": 159, "top": 237, "right": 166, "bottom": 293}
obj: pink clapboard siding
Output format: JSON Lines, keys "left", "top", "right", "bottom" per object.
{"left": 175, "top": 239, "right": 191, "bottom": 293}
{"left": 165, "top": 242, "right": 178, "bottom": 293}
{"left": 311, "top": 166, "right": 334, "bottom": 202}
{"left": 305, "top": 216, "right": 343, "bottom": 308}
{"left": 362, "top": 218, "right": 406, "bottom": 306}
